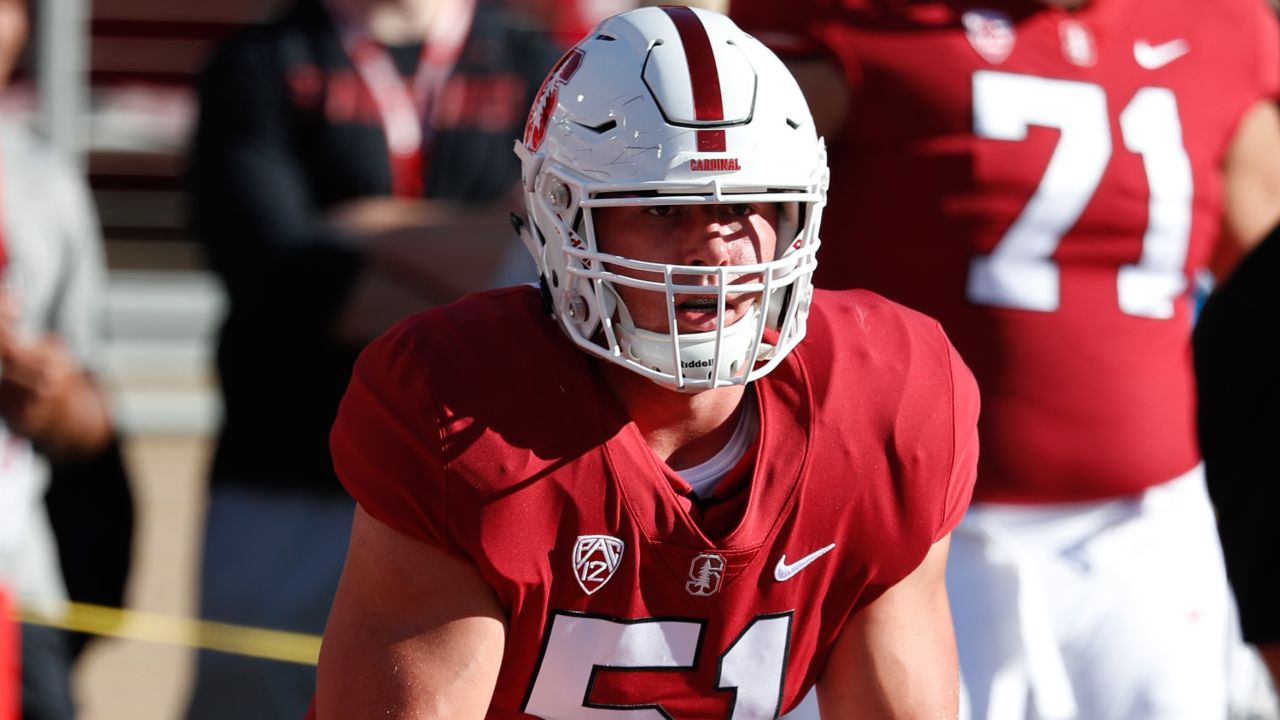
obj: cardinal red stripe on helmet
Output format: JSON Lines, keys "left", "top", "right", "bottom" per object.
{"left": 661, "top": 6, "right": 727, "bottom": 152}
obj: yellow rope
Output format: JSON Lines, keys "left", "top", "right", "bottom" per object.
{"left": 15, "top": 601, "right": 321, "bottom": 666}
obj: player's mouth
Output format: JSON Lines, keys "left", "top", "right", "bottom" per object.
{"left": 674, "top": 293, "right": 756, "bottom": 332}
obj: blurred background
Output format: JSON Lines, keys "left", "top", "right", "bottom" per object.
{"left": 9, "top": 1, "right": 250, "bottom": 717}
{"left": 13, "top": 2, "right": 288, "bottom": 712}
{"left": 0, "top": 0, "right": 714, "bottom": 717}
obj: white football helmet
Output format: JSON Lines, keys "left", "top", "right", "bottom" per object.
{"left": 514, "top": 6, "right": 828, "bottom": 392}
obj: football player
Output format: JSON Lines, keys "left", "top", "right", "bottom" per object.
{"left": 730, "top": 0, "right": 1280, "bottom": 718}
{"left": 311, "top": 6, "right": 980, "bottom": 718}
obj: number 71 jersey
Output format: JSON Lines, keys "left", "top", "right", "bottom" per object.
{"left": 735, "top": 0, "right": 1280, "bottom": 503}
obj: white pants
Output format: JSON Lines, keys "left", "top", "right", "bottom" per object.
{"left": 949, "top": 466, "right": 1232, "bottom": 720}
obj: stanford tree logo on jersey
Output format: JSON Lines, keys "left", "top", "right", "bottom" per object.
{"left": 572, "top": 535, "right": 624, "bottom": 595}
{"left": 686, "top": 553, "right": 725, "bottom": 596}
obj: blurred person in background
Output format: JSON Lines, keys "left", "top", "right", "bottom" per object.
{"left": 184, "top": 0, "right": 563, "bottom": 717}
{"left": 500, "top": 0, "right": 636, "bottom": 48}
{"left": 500, "top": 0, "right": 729, "bottom": 49}
{"left": 731, "top": 0, "right": 1280, "bottom": 718}
{"left": 1196, "top": 227, "right": 1280, "bottom": 693}
{"left": 0, "top": 0, "right": 117, "bottom": 718}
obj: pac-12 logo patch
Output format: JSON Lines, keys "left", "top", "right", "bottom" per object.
{"left": 572, "top": 534, "right": 624, "bottom": 595}
{"left": 686, "top": 553, "right": 725, "bottom": 596}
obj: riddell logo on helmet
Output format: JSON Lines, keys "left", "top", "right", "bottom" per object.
{"left": 690, "top": 158, "right": 741, "bottom": 172}
{"left": 681, "top": 358, "right": 714, "bottom": 369}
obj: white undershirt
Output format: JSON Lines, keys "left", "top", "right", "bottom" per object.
{"left": 676, "top": 390, "right": 759, "bottom": 498}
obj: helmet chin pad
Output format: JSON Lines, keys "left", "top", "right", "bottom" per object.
{"left": 615, "top": 303, "right": 771, "bottom": 391}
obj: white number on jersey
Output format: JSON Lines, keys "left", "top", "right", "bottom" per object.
{"left": 523, "top": 611, "right": 794, "bottom": 719}
{"left": 966, "top": 71, "right": 1193, "bottom": 319}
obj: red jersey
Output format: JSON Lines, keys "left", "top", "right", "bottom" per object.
{"left": 734, "top": 0, "right": 1280, "bottom": 503}
{"left": 328, "top": 286, "right": 978, "bottom": 718}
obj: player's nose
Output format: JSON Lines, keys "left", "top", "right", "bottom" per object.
{"left": 679, "top": 207, "right": 736, "bottom": 271}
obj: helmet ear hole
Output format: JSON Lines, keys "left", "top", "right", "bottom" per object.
{"left": 538, "top": 276, "right": 554, "bottom": 315}
{"left": 567, "top": 296, "right": 591, "bottom": 323}
{"left": 767, "top": 285, "right": 794, "bottom": 330}
{"left": 777, "top": 202, "right": 801, "bottom": 251}
{"left": 550, "top": 270, "right": 561, "bottom": 288}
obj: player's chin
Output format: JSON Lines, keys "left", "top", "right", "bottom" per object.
{"left": 674, "top": 299, "right": 756, "bottom": 333}
{"left": 673, "top": 311, "right": 722, "bottom": 333}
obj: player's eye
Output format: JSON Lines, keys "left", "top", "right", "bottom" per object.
{"left": 726, "top": 203, "right": 756, "bottom": 218}
{"left": 645, "top": 205, "right": 676, "bottom": 217}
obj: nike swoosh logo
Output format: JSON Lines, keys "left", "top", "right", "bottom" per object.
{"left": 774, "top": 543, "right": 837, "bottom": 582}
{"left": 1134, "top": 39, "right": 1189, "bottom": 70}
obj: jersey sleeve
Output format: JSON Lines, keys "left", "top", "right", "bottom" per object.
{"left": 934, "top": 327, "right": 980, "bottom": 542}
{"left": 330, "top": 323, "right": 453, "bottom": 552}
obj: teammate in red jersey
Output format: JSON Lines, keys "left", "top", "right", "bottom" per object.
{"left": 731, "top": 0, "right": 1280, "bottom": 718}
{"left": 311, "top": 6, "right": 981, "bottom": 718}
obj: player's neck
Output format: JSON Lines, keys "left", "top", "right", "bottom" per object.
{"left": 601, "top": 364, "right": 752, "bottom": 471}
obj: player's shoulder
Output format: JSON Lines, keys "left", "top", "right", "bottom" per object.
{"left": 376, "top": 285, "right": 550, "bottom": 362}
{"left": 366, "top": 285, "right": 591, "bottom": 414}
{"left": 355, "top": 286, "right": 612, "bottom": 493}
{"left": 424, "top": 283, "right": 545, "bottom": 325}
{"left": 1168, "top": 0, "right": 1272, "bottom": 23}
{"left": 807, "top": 287, "right": 947, "bottom": 347}
{"left": 1125, "top": 0, "right": 1273, "bottom": 42}
{"left": 798, "top": 287, "right": 965, "bottom": 397}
